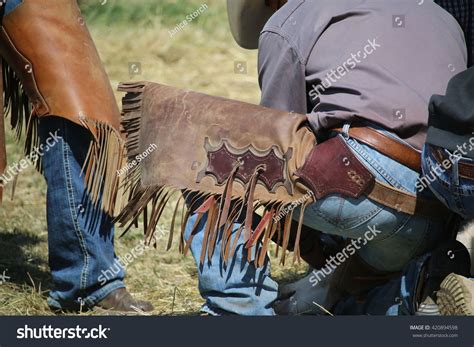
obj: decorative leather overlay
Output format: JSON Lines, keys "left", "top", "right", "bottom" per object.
{"left": 196, "top": 137, "right": 293, "bottom": 194}
{"left": 295, "top": 136, "right": 375, "bottom": 200}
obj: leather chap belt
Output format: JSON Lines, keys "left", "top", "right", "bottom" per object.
{"left": 333, "top": 125, "right": 422, "bottom": 172}
{"left": 432, "top": 146, "right": 474, "bottom": 180}
{"left": 115, "top": 82, "right": 450, "bottom": 267}
{"left": 328, "top": 126, "right": 450, "bottom": 218}
{"left": 295, "top": 135, "right": 450, "bottom": 220}
{"left": 0, "top": 0, "right": 124, "bottom": 215}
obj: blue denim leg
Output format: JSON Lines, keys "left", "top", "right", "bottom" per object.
{"left": 185, "top": 129, "right": 444, "bottom": 314}
{"left": 421, "top": 144, "right": 474, "bottom": 219}
{"left": 334, "top": 253, "right": 430, "bottom": 316}
{"left": 4, "top": 0, "right": 23, "bottom": 15}
{"left": 39, "top": 117, "right": 125, "bottom": 310}
{"left": 184, "top": 213, "right": 278, "bottom": 316}
{"left": 293, "top": 133, "right": 446, "bottom": 272}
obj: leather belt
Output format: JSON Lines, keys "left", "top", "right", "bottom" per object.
{"left": 334, "top": 126, "right": 421, "bottom": 172}
{"left": 368, "top": 180, "right": 449, "bottom": 220}
{"left": 296, "top": 135, "right": 450, "bottom": 220}
{"left": 432, "top": 147, "right": 474, "bottom": 180}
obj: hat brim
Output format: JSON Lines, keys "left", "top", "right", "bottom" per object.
{"left": 227, "top": 0, "right": 275, "bottom": 49}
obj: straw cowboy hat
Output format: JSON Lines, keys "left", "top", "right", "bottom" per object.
{"left": 227, "top": 0, "right": 277, "bottom": 49}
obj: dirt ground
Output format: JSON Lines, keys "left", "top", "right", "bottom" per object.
{"left": 0, "top": 0, "right": 306, "bottom": 315}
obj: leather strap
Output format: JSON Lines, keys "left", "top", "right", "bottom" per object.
{"left": 432, "top": 147, "right": 474, "bottom": 180}
{"left": 334, "top": 126, "right": 421, "bottom": 172}
{"left": 368, "top": 180, "right": 449, "bottom": 220}
{"left": 296, "top": 134, "right": 449, "bottom": 219}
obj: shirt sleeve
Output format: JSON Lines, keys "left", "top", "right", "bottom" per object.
{"left": 258, "top": 31, "right": 307, "bottom": 114}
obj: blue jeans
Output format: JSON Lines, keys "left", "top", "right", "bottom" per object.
{"left": 39, "top": 117, "right": 125, "bottom": 310}
{"left": 184, "top": 126, "right": 446, "bottom": 315}
{"left": 422, "top": 144, "right": 474, "bottom": 218}
{"left": 334, "top": 253, "right": 430, "bottom": 316}
{"left": 5, "top": 0, "right": 22, "bottom": 15}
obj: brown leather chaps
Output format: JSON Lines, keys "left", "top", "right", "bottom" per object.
{"left": 115, "top": 82, "right": 317, "bottom": 266}
{"left": 115, "top": 81, "right": 451, "bottom": 268}
{"left": 0, "top": 0, "right": 123, "bottom": 215}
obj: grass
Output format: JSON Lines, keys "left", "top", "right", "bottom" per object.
{"left": 80, "top": 0, "right": 224, "bottom": 31}
{"left": 0, "top": 0, "right": 306, "bottom": 316}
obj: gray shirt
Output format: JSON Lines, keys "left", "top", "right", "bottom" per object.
{"left": 258, "top": 0, "right": 467, "bottom": 150}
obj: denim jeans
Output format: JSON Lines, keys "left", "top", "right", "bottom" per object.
{"left": 39, "top": 117, "right": 125, "bottom": 310}
{"left": 5, "top": 0, "right": 22, "bottom": 15}
{"left": 184, "top": 125, "right": 446, "bottom": 315}
{"left": 334, "top": 253, "right": 431, "bottom": 316}
{"left": 422, "top": 144, "right": 474, "bottom": 219}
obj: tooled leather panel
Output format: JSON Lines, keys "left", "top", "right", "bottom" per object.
{"left": 197, "top": 137, "right": 293, "bottom": 194}
{"left": 136, "top": 82, "right": 316, "bottom": 204}
{"left": 295, "top": 136, "right": 375, "bottom": 199}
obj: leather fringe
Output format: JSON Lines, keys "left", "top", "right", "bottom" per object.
{"left": 2, "top": 59, "right": 31, "bottom": 143}
{"left": 0, "top": 59, "right": 4, "bottom": 203}
{"left": 2, "top": 59, "right": 125, "bottom": 217}
{"left": 79, "top": 117, "right": 125, "bottom": 217}
{"left": 115, "top": 82, "right": 311, "bottom": 267}
{"left": 2, "top": 59, "right": 41, "bottom": 197}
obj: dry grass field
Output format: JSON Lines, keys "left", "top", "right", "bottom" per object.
{"left": 0, "top": 0, "right": 306, "bottom": 316}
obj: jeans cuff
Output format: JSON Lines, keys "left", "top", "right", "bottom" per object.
{"left": 48, "top": 280, "right": 126, "bottom": 311}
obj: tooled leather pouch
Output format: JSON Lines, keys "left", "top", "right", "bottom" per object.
{"left": 295, "top": 135, "right": 375, "bottom": 200}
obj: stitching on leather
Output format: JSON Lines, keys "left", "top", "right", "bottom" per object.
{"left": 62, "top": 123, "right": 90, "bottom": 290}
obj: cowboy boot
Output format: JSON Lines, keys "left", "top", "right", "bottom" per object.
{"left": 97, "top": 288, "right": 154, "bottom": 313}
